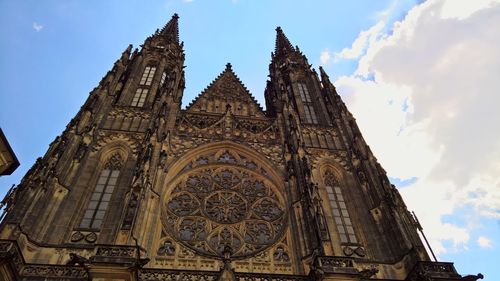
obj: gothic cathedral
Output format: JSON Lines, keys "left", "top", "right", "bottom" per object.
{"left": 0, "top": 14, "right": 469, "bottom": 281}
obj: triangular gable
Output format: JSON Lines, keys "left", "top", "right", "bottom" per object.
{"left": 186, "top": 63, "right": 265, "bottom": 117}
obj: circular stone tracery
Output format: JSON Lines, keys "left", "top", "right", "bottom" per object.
{"left": 205, "top": 191, "right": 247, "bottom": 224}
{"left": 163, "top": 166, "right": 286, "bottom": 258}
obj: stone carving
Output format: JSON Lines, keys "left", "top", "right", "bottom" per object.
{"left": 84, "top": 232, "right": 97, "bottom": 243}
{"left": 139, "top": 269, "right": 218, "bottom": 281}
{"left": 176, "top": 112, "right": 279, "bottom": 144}
{"left": 342, "top": 245, "right": 366, "bottom": 257}
{"left": 94, "top": 131, "right": 142, "bottom": 154}
{"left": 20, "top": 265, "right": 88, "bottom": 279}
{"left": 122, "top": 192, "right": 139, "bottom": 229}
{"left": 163, "top": 166, "right": 286, "bottom": 258}
{"left": 359, "top": 267, "right": 379, "bottom": 279}
{"left": 158, "top": 240, "right": 176, "bottom": 256}
{"left": 66, "top": 253, "right": 89, "bottom": 266}
{"left": 70, "top": 231, "right": 84, "bottom": 242}
{"left": 95, "top": 246, "right": 136, "bottom": 258}
{"left": 273, "top": 245, "right": 290, "bottom": 262}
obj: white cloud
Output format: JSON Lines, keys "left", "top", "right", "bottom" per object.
{"left": 333, "top": 21, "right": 385, "bottom": 62}
{"left": 320, "top": 50, "right": 331, "bottom": 65}
{"left": 32, "top": 22, "right": 43, "bottom": 32}
{"left": 332, "top": 0, "right": 500, "bottom": 254}
{"left": 477, "top": 236, "right": 493, "bottom": 248}
{"left": 182, "top": 0, "right": 194, "bottom": 3}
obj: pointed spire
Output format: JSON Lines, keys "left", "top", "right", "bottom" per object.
{"left": 160, "top": 13, "right": 180, "bottom": 44}
{"left": 319, "top": 66, "right": 336, "bottom": 92}
{"left": 319, "top": 66, "right": 330, "bottom": 83}
{"left": 275, "top": 26, "right": 295, "bottom": 55}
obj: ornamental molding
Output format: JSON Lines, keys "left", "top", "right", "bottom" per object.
{"left": 175, "top": 112, "right": 280, "bottom": 144}
{"left": 308, "top": 150, "right": 350, "bottom": 172}
{"left": 94, "top": 131, "right": 142, "bottom": 154}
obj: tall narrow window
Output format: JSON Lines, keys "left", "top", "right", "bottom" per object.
{"left": 131, "top": 88, "right": 149, "bottom": 107}
{"left": 297, "top": 83, "right": 318, "bottom": 124}
{"left": 324, "top": 171, "right": 358, "bottom": 244}
{"left": 139, "top": 66, "right": 157, "bottom": 86}
{"left": 298, "top": 83, "right": 312, "bottom": 103}
{"left": 80, "top": 154, "right": 123, "bottom": 229}
{"left": 160, "top": 72, "right": 167, "bottom": 87}
{"left": 304, "top": 105, "right": 318, "bottom": 124}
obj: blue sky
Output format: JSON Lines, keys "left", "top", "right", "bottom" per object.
{"left": 1, "top": 0, "right": 498, "bottom": 279}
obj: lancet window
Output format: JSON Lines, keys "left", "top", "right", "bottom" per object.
{"left": 160, "top": 71, "right": 167, "bottom": 87}
{"left": 131, "top": 65, "right": 157, "bottom": 107}
{"left": 131, "top": 88, "right": 149, "bottom": 107}
{"left": 139, "top": 66, "right": 157, "bottom": 86}
{"left": 324, "top": 171, "right": 358, "bottom": 244}
{"left": 297, "top": 82, "right": 318, "bottom": 124}
{"left": 79, "top": 154, "right": 123, "bottom": 229}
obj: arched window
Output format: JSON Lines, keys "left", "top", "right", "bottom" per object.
{"left": 132, "top": 65, "right": 157, "bottom": 107}
{"left": 324, "top": 171, "right": 358, "bottom": 244}
{"left": 139, "top": 66, "right": 157, "bottom": 86}
{"left": 79, "top": 154, "right": 123, "bottom": 229}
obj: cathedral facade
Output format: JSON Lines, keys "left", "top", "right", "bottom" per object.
{"left": 0, "top": 15, "right": 468, "bottom": 281}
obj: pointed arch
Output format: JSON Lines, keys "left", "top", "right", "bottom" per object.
{"left": 78, "top": 142, "right": 130, "bottom": 230}
{"left": 313, "top": 157, "right": 360, "bottom": 247}
{"left": 164, "top": 140, "right": 284, "bottom": 190}
{"left": 160, "top": 141, "right": 287, "bottom": 259}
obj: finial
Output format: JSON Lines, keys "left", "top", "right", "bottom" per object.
{"left": 225, "top": 63, "right": 232, "bottom": 70}
{"left": 276, "top": 26, "right": 282, "bottom": 32}
{"left": 173, "top": 13, "right": 179, "bottom": 19}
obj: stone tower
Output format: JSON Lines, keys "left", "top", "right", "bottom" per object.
{"left": 0, "top": 15, "right": 469, "bottom": 281}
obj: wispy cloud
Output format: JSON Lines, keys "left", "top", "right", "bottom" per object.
{"left": 182, "top": 0, "right": 194, "bottom": 3}
{"left": 32, "top": 22, "right": 43, "bottom": 32}
{"left": 477, "top": 236, "right": 493, "bottom": 248}
{"left": 320, "top": 50, "right": 331, "bottom": 65}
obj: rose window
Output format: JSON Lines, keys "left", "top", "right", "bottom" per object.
{"left": 163, "top": 166, "right": 286, "bottom": 258}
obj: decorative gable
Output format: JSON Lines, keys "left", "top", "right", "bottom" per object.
{"left": 186, "top": 63, "right": 265, "bottom": 117}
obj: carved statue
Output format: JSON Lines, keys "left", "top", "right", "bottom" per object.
{"left": 66, "top": 253, "right": 89, "bottom": 266}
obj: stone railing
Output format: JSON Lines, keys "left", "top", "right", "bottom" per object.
{"left": 407, "top": 261, "right": 461, "bottom": 281}
{"left": 91, "top": 244, "right": 139, "bottom": 264}
{"left": 313, "top": 256, "right": 358, "bottom": 275}
{"left": 138, "top": 269, "right": 311, "bottom": 281}
{"left": 235, "top": 272, "right": 311, "bottom": 281}
{"left": 0, "top": 240, "right": 89, "bottom": 280}
{"left": 139, "top": 268, "right": 219, "bottom": 281}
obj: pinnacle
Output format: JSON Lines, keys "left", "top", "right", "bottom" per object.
{"left": 160, "top": 13, "right": 180, "bottom": 44}
{"left": 225, "top": 63, "right": 232, "bottom": 70}
{"left": 274, "top": 26, "right": 295, "bottom": 55}
{"left": 319, "top": 66, "right": 329, "bottom": 79}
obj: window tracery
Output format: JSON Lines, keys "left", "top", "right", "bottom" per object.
{"left": 324, "top": 171, "right": 358, "bottom": 244}
{"left": 163, "top": 163, "right": 286, "bottom": 259}
{"left": 296, "top": 82, "right": 318, "bottom": 124}
{"left": 79, "top": 153, "right": 123, "bottom": 229}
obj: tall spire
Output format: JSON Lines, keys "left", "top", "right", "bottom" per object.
{"left": 274, "top": 26, "right": 295, "bottom": 56}
{"left": 160, "top": 13, "right": 180, "bottom": 44}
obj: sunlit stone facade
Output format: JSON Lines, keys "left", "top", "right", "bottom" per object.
{"left": 0, "top": 14, "right": 469, "bottom": 281}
